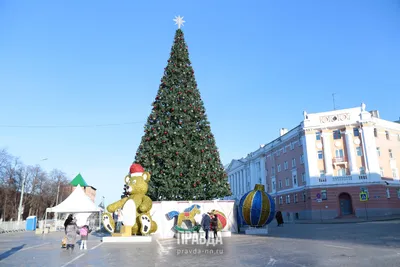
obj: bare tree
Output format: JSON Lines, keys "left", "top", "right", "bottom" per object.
{"left": 0, "top": 147, "right": 71, "bottom": 221}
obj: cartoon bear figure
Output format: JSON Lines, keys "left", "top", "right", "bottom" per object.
{"left": 102, "top": 163, "right": 157, "bottom": 236}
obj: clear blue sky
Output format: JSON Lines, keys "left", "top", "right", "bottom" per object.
{"left": 1, "top": 0, "right": 399, "bottom": 206}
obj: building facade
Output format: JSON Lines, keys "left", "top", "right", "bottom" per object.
{"left": 225, "top": 103, "right": 400, "bottom": 220}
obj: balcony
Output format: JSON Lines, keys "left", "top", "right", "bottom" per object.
{"left": 333, "top": 157, "right": 347, "bottom": 163}
{"left": 332, "top": 157, "right": 348, "bottom": 167}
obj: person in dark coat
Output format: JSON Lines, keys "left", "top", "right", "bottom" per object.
{"left": 201, "top": 213, "right": 211, "bottom": 240}
{"left": 275, "top": 211, "right": 284, "bottom": 227}
{"left": 64, "top": 216, "right": 79, "bottom": 250}
{"left": 211, "top": 214, "right": 219, "bottom": 238}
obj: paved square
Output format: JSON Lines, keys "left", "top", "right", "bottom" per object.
{"left": 1, "top": 221, "right": 400, "bottom": 266}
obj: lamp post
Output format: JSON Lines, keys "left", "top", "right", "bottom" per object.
{"left": 17, "top": 158, "right": 48, "bottom": 222}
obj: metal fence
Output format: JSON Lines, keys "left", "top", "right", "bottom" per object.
{"left": 0, "top": 220, "right": 26, "bottom": 234}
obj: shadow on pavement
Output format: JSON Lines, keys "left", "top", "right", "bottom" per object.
{"left": 0, "top": 244, "right": 26, "bottom": 261}
{"left": 266, "top": 220, "right": 400, "bottom": 248}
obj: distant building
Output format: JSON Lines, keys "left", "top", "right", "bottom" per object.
{"left": 61, "top": 173, "right": 97, "bottom": 203}
{"left": 225, "top": 103, "right": 400, "bottom": 220}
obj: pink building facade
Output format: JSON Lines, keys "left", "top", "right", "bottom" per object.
{"left": 225, "top": 103, "right": 400, "bottom": 220}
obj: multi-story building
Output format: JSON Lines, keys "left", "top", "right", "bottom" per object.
{"left": 225, "top": 103, "right": 400, "bottom": 220}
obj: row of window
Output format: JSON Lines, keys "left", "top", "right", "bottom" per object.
{"left": 276, "top": 189, "right": 400, "bottom": 205}
{"left": 277, "top": 192, "right": 305, "bottom": 205}
{"left": 272, "top": 173, "right": 306, "bottom": 190}
{"left": 316, "top": 128, "right": 400, "bottom": 141}
{"left": 377, "top": 147, "right": 395, "bottom": 159}
{"left": 374, "top": 128, "right": 400, "bottom": 141}
{"left": 317, "top": 147, "right": 363, "bottom": 160}
{"left": 270, "top": 155, "right": 304, "bottom": 175}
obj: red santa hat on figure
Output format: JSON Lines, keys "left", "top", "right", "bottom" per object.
{"left": 130, "top": 163, "right": 144, "bottom": 177}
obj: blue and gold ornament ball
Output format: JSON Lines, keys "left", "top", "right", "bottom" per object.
{"left": 238, "top": 184, "right": 276, "bottom": 227}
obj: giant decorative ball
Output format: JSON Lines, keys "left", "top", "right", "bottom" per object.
{"left": 238, "top": 184, "right": 276, "bottom": 227}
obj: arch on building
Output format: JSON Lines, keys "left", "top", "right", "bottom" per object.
{"left": 338, "top": 192, "right": 353, "bottom": 216}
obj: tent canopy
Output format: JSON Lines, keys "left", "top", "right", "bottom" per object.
{"left": 46, "top": 184, "right": 101, "bottom": 213}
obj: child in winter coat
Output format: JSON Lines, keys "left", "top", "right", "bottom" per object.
{"left": 79, "top": 225, "right": 90, "bottom": 250}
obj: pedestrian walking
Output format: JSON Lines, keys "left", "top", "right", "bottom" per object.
{"left": 79, "top": 225, "right": 90, "bottom": 250}
{"left": 211, "top": 213, "right": 219, "bottom": 238}
{"left": 201, "top": 212, "right": 211, "bottom": 240}
{"left": 64, "top": 215, "right": 79, "bottom": 250}
{"left": 275, "top": 210, "right": 284, "bottom": 227}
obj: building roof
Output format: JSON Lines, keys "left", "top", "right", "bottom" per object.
{"left": 70, "top": 173, "right": 88, "bottom": 187}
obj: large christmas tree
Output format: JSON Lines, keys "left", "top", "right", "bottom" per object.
{"left": 135, "top": 23, "right": 231, "bottom": 201}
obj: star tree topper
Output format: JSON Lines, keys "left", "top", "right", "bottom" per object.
{"left": 173, "top": 16, "right": 185, "bottom": 29}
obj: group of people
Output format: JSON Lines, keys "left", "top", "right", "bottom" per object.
{"left": 63, "top": 214, "right": 91, "bottom": 250}
{"left": 200, "top": 211, "right": 219, "bottom": 240}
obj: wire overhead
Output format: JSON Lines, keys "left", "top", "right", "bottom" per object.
{"left": 0, "top": 121, "right": 146, "bottom": 128}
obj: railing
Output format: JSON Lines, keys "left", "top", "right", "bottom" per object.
{"left": 0, "top": 220, "right": 26, "bottom": 234}
{"left": 319, "top": 177, "right": 327, "bottom": 183}
{"left": 332, "top": 175, "right": 353, "bottom": 182}
{"left": 359, "top": 175, "right": 368, "bottom": 180}
{"left": 333, "top": 157, "right": 347, "bottom": 163}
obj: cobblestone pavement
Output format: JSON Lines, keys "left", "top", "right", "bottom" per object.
{"left": 1, "top": 220, "right": 400, "bottom": 266}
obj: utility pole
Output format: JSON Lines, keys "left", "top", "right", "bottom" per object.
{"left": 17, "top": 174, "right": 26, "bottom": 223}
{"left": 18, "top": 158, "right": 47, "bottom": 222}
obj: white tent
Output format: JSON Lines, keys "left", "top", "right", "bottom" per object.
{"left": 44, "top": 184, "right": 102, "bottom": 230}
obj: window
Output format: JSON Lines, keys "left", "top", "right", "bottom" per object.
{"left": 279, "top": 180, "right": 282, "bottom": 189}
{"left": 335, "top": 149, "right": 344, "bottom": 158}
{"left": 353, "top": 128, "right": 360, "bottom": 136}
{"left": 285, "top": 177, "right": 290, "bottom": 186}
{"left": 279, "top": 196, "right": 283, "bottom": 204}
{"left": 386, "top": 188, "right": 390, "bottom": 199}
{"left": 338, "top": 167, "right": 346, "bottom": 176}
{"left": 290, "top": 142, "right": 295, "bottom": 150}
{"left": 284, "top": 161, "right": 288, "bottom": 170}
{"left": 291, "top": 158, "right": 296, "bottom": 168}
{"left": 333, "top": 130, "right": 341, "bottom": 139}
{"left": 316, "top": 131, "right": 321, "bottom": 140}
{"left": 386, "top": 131, "right": 390, "bottom": 140}
{"left": 283, "top": 146, "right": 287, "bottom": 153}
{"left": 321, "top": 189, "right": 327, "bottom": 200}
{"left": 374, "top": 128, "right": 378, "bottom": 137}
{"left": 398, "top": 134, "right": 400, "bottom": 142}
{"left": 277, "top": 164, "right": 281, "bottom": 172}
{"left": 397, "top": 189, "right": 400, "bottom": 199}
{"left": 302, "top": 172, "right": 306, "bottom": 182}
{"left": 356, "top": 147, "right": 363, "bottom": 156}
{"left": 389, "top": 149, "right": 393, "bottom": 159}
{"left": 272, "top": 181, "right": 276, "bottom": 190}
{"left": 380, "top": 168, "right": 384, "bottom": 177}
{"left": 271, "top": 167, "right": 275, "bottom": 175}
{"left": 286, "top": 195, "right": 290, "bottom": 204}
{"left": 294, "top": 194, "right": 298, "bottom": 203}
{"left": 303, "top": 191, "right": 307, "bottom": 202}
{"left": 293, "top": 175, "right": 297, "bottom": 185}
{"left": 392, "top": 169, "right": 398, "bottom": 178}
{"left": 320, "top": 170, "right": 325, "bottom": 177}
{"left": 360, "top": 167, "right": 366, "bottom": 175}
{"left": 300, "top": 154, "right": 304, "bottom": 164}
{"left": 377, "top": 147, "right": 381, "bottom": 157}
{"left": 318, "top": 151, "right": 323, "bottom": 159}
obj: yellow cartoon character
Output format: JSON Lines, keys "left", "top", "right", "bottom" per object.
{"left": 102, "top": 164, "right": 157, "bottom": 236}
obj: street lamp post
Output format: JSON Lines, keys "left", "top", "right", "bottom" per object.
{"left": 17, "top": 158, "right": 47, "bottom": 222}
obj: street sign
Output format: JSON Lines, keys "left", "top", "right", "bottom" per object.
{"left": 317, "top": 199, "right": 322, "bottom": 203}
{"left": 360, "top": 192, "right": 368, "bottom": 202}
